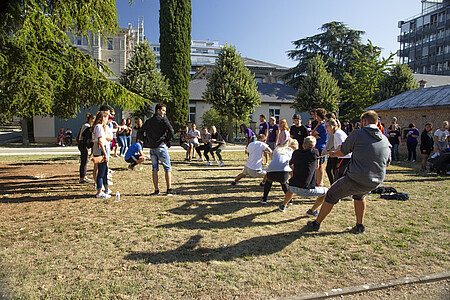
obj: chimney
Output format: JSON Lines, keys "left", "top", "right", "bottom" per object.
{"left": 418, "top": 80, "right": 427, "bottom": 88}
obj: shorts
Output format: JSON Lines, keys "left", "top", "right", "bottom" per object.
{"left": 181, "top": 142, "right": 190, "bottom": 150}
{"left": 317, "top": 148, "right": 327, "bottom": 165}
{"left": 289, "top": 185, "right": 328, "bottom": 197}
{"left": 325, "top": 175, "right": 375, "bottom": 205}
{"left": 150, "top": 144, "right": 171, "bottom": 171}
{"left": 435, "top": 141, "right": 447, "bottom": 150}
{"left": 125, "top": 154, "right": 140, "bottom": 163}
{"left": 189, "top": 140, "right": 200, "bottom": 147}
{"left": 242, "top": 166, "right": 266, "bottom": 177}
{"left": 421, "top": 148, "right": 432, "bottom": 155}
{"left": 268, "top": 141, "right": 276, "bottom": 150}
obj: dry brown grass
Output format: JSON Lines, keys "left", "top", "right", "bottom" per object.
{"left": 0, "top": 152, "right": 448, "bottom": 299}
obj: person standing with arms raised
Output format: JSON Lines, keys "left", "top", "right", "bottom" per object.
{"left": 142, "top": 103, "right": 175, "bottom": 196}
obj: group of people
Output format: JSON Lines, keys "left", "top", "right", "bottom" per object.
{"left": 57, "top": 128, "right": 74, "bottom": 146}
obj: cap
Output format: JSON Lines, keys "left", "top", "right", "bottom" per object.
{"left": 292, "top": 114, "right": 300, "bottom": 120}
{"left": 392, "top": 117, "right": 397, "bottom": 121}
{"left": 108, "top": 114, "right": 115, "bottom": 119}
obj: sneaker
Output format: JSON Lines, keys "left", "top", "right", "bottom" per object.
{"left": 85, "top": 177, "right": 93, "bottom": 182}
{"left": 166, "top": 189, "right": 176, "bottom": 195}
{"left": 128, "top": 164, "right": 135, "bottom": 170}
{"left": 260, "top": 198, "right": 267, "bottom": 204}
{"left": 198, "top": 157, "right": 204, "bottom": 162}
{"left": 184, "top": 158, "right": 189, "bottom": 161}
{"left": 96, "top": 192, "right": 111, "bottom": 199}
{"left": 349, "top": 223, "right": 365, "bottom": 234}
{"left": 278, "top": 205, "right": 286, "bottom": 212}
{"left": 412, "top": 160, "right": 416, "bottom": 162}
{"left": 259, "top": 182, "right": 265, "bottom": 187}
{"left": 231, "top": 181, "right": 237, "bottom": 186}
{"left": 152, "top": 190, "right": 160, "bottom": 196}
{"left": 108, "top": 180, "right": 114, "bottom": 186}
{"left": 188, "top": 158, "right": 191, "bottom": 162}
{"left": 306, "top": 220, "right": 320, "bottom": 231}
{"left": 109, "top": 170, "right": 115, "bottom": 174}
{"left": 107, "top": 174, "right": 113, "bottom": 179}
{"left": 212, "top": 160, "right": 218, "bottom": 164}
{"left": 105, "top": 188, "right": 112, "bottom": 195}
{"left": 205, "top": 162, "right": 211, "bottom": 166}
{"left": 306, "top": 209, "right": 319, "bottom": 217}
{"left": 288, "top": 200, "right": 294, "bottom": 206}
{"left": 219, "top": 162, "right": 225, "bottom": 167}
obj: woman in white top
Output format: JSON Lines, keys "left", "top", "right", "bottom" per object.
{"left": 261, "top": 138, "right": 299, "bottom": 204}
{"left": 434, "top": 121, "right": 449, "bottom": 152}
{"left": 276, "top": 119, "right": 291, "bottom": 146}
{"left": 325, "top": 118, "right": 351, "bottom": 184}
{"left": 90, "top": 111, "right": 111, "bottom": 198}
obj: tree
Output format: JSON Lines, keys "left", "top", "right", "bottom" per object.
{"left": 203, "top": 44, "right": 260, "bottom": 141}
{"left": 120, "top": 42, "right": 171, "bottom": 120}
{"left": 286, "top": 22, "right": 365, "bottom": 88}
{"left": 159, "top": 0, "right": 191, "bottom": 132}
{"left": 0, "top": 0, "right": 147, "bottom": 144}
{"left": 377, "top": 63, "right": 418, "bottom": 101}
{"left": 342, "top": 41, "right": 394, "bottom": 120}
{"left": 293, "top": 55, "right": 340, "bottom": 113}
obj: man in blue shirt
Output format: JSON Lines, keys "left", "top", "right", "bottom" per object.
{"left": 125, "top": 139, "right": 149, "bottom": 170}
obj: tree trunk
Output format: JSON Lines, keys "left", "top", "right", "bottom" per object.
{"left": 227, "top": 114, "right": 234, "bottom": 143}
{"left": 21, "top": 117, "right": 29, "bottom": 146}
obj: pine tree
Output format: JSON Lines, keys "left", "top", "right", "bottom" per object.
{"left": 159, "top": 0, "right": 191, "bottom": 131}
{"left": 120, "top": 42, "right": 171, "bottom": 120}
{"left": 377, "top": 63, "right": 418, "bottom": 101}
{"left": 294, "top": 55, "right": 340, "bottom": 113}
{"left": 203, "top": 44, "right": 260, "bottom": 141}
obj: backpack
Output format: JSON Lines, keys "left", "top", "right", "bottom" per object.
{"left": 81, "top": 127, "right": 93, "bottom": 149}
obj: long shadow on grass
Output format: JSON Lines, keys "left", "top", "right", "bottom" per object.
{"left": 125, "top": 229, "right": 345, "bottom": 264}
{"left": 0, "top": 193, "right": 92, "bottom": 203}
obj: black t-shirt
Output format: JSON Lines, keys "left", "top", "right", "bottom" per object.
{"left": 290, "top": 125, "right": 308, "bottom": 149}
{"left": 288, "top": 148, "right": 318, "bottom": 189}
{"left": 388, "top": 129, "right": 401, "bottom": 145}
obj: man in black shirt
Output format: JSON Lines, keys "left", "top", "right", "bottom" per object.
{"left": 290, "top": 114, "right": 308, "bottom": 149}
{"left": 142, "top": 103, "right": 175, "bottom": 195}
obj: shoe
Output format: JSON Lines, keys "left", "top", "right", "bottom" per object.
{"left": 412, "top": 160, "right": 416, "bottom": 162}
{"left": 260, "top": 198, "right": 267, "bottom": 204}
{"left": 79, "top": 180, "right": 87, "bottom": 184}
{"left": 152, "top": 190, "right": 160, "bottom": 196}
{"left": 306, "top": 209, "right": 319, "bottom": 217}
{"left": 105, "top": 188, "right": 112, "bottom": 195}
{"left": 128, "top": 164, "right": 135, "bottom": 170}
{"left": 107, "top": 174, "right": 113, "bottom": 179}
{"left": 200, "top": 157, "right": 205, "bottom": 162}
{"left": 114, "top": 154, "right": 119, "bottom": 157}
{"left": 231, "top": 181, "right": 237, "bottom": 186}
{"left": 166, "top": 189, "right": 176, "bottom": 195}
{"left": 349, "top": 223, "right": 365, "bottom": 234}
{"left": 219, "top": 162, "right": 225, "bottom": 167}
{"left": 306, "top": 220, "right": 320, "bottom": 231}
{"left": 85, "top": 177, "right": 93, "bottom": 182}
{"left": 96, "top": 192, "right": 111, "bottom": 199}
{"left": 288, "top": 200, "right": 294, "bottom": 206}
{"left": 278, "top": 205, "right": 286, "bottom": 212}
{"left": 109, "top": 170, "right": 115, "bottom": 174}
{"left": 205, "top": 162, "right": 211, "bottom": 166}
{"left": 108, "top": 180, "right": 113, "bottom": 186}
{"left": 188, "top": 158, "right": 191, "bottom": 162}
{"left": 212, "top": 160, "right": 218, "bottom": 164}
{"left": 259, "top": 182, "right": 265, "bottom": 187}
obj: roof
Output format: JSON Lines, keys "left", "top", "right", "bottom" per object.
{"left": 241, "top": 57, "right": 289, "bottom": 70}
{"left": 189, "top": 79, "right": 296, "bottom": 104}
{"left": 366, "top": 85, "right": 450, "bottom": 111}
{"left": 413, "top": 74, "right": 450, "bottom": 87}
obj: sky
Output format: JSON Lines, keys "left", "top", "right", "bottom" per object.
{"left": 116, "top": 0, "right": 423, "bottom": 68}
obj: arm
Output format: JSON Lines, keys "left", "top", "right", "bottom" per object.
{"left": 97, "top": 137, "right": 108, "bottom": 162}
{"left": 264, "top": 146, "right": 273, "bottom": 154}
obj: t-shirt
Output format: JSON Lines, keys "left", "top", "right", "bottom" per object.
{"left": 268, "top": 148, "right": 294, "bottom": 172}
{"left": 180, "top": 131, "right": 189, "bottom": 144}
{"left": 259, "top": 122, "right": 269, "bottom": 135}
{"left": 388, "top": 128, "right": 401, "bottom": 145}
{"left": 245, "top": 141, "right": 268, "bottom": 170}
{"left": 334, "top": 129, "right": 351, "bottom": 159}
{"left": 201, "top": 132, "right": 212, "bottom": 145}
{"left": 188, "top": 130, "right": 201, "bottom": 143}
{"left": 244, "top": 128, "right": 255, "bottom": 139}
{"left": 125, "top": 142, "right": 142, "bottom": 160}
{"left": 288, "top": 148, "right": 318, "bottom": 189}
{"left": 315, "top": 122, "right": 327, "bottom": 150}
{"left": 406, "top": 128, "right": 420, "bottom": 143}
{"left": 268, "top": 124, "right": 278, "bottom": 143}
{"left": 434, "top": 129, "right": 449, "bottom": 142}
{"left": 92, "top": 124, "right": 106, "bottom": 156}
{"left": 277, "top": 130, "right": 290, "bottom": 145}
{"left": 290, "top": 125, "right": 308, "bottom": 148}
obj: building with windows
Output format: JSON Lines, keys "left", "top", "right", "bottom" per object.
{"left": 398, "top": 0, "right": 450, "bottom": 75}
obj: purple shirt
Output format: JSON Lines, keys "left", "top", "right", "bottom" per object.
{"left": 259, "top": 122, "right": 269, "bottom": 135}
{"left": 244, "top": 128, "right": 255, "bottom": 139}
{"left": 268, "top": 124, "right": 278, "bottom": 143}
{"left": 406, "top": 128, "right": 420, "bottom": 143}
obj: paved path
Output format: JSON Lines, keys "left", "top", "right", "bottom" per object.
{"left": 0, "top": 129, "right": 21, "bottom": 144}
{"left": 0, "top": 145, "right": 247, "bottom": 156}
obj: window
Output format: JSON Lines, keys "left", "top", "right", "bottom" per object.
{"left": 76, "top": 36, "right": 82, "bottom": 45}
{"left": 269, "top": 106, "right": 280, "bottom": 123}
{"left": 106, "top": 38, "right": 113, "bottom": 50}
{"left": 438, "top": 63, "right": 443, "bottom": 72}
{"left": 437, "top": 46, "right": 444, "bottom": 55}
{"left": 431, "top": 14, "right": 438, "bottom": 25}
{"left": 188, "top": 103, "right": 196, "bottom": 124}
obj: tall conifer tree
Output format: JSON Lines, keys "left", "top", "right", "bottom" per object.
{"left": 159, "top": 0, "right": 191, "bottom": 131}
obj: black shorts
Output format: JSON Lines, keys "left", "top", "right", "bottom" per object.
{"left": 420, "top": 148, "right": 432, "bottom": 155}
{"left": 125, "top": 154, "right": 140, "bottom": 163}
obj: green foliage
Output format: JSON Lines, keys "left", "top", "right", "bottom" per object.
{"left": 293, "top": 55, "right": 340, "bottom": 113}
{"left": 159, "top": 0, "right": 191, "bottom": 131}
{"left": 203, "top": 44, "right": 260, "bottom": 140}
{"left": 201, "top": 108, "right": 239, "bottom": 137}
{"left": 377, "top": 63, "right": 418, "bottom": 101}
{"left": 0, "top": 0, "right": 146, "bottom": 120}
{"left": 120, "top": 42, "right": 171, "bottom": 120}
{"left": 286, "top": 22, "right": 365, "bottom": 88}
{"left": 342, "top": 41, "right": 395, "bottom": 119}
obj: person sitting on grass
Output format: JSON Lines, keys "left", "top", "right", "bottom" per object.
{"left": 57, "top": 127, "right": 65, "bottom": 146}
{"left": 278, "top": 136, "right": 328, "bottom": 214}
{"left": 180, "top": 125, "right": 193, "bottom": 161}
{"left": 64, "top": 128, "right": 73, "bottom": 146}
{"left": 125, "top": 139, "right": 150, "bottom": 170}
{"left": 231, "top": 134, "right": 272, "bottom": 186}
{"left": 260, "top": 138, "right": 298, "bottom": 204}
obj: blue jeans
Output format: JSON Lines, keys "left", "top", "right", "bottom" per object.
{"left": 118, "top": 136, "right": 127, "bottom": 156}
{"left": 391, "top": 143, "right": 400, "bottom": 160}
{"left": 126, "top": 136, "right": 132, "bottom": 148}
{"left": 150, "top": 144, "right": 172, "bottom": 171}
{"left": 96, "top": 160, "right": 108, "bottom": 190}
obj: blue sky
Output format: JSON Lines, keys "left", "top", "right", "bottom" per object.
{"left": 116, "top": 0, "right": 422, "bottom": 68}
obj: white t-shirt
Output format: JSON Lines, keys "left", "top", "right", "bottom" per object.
{"left": 334, "top": 129, "right": 352, "bottom": 159}
{"left": 434, "top": 129, "right": 449, "bottom": 142}
{"left": 93, "top": 124, "right": 107, "bottom": 156}
{"left": 188, "top": 130, "right": 201, "bottom": 143}
{"left": 245, "top": 141, "right": 268, "bottom": 170}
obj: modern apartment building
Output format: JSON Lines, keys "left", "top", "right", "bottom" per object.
{"left": 398, "top": 0, "right": 450, "bottom": 75}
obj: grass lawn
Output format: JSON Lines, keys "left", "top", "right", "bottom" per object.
{"left": 0, "top": 151, "right": 448, "bottom": 299}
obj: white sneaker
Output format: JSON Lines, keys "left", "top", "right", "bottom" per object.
{"left": 219, "top": 162, "right": 225, "bottom": 167}
{"left": 107, "top": 174, "right": 113, "bottom": 180}
{"left": 96, "top": 192, "right": 111, "bottom": 199}
{"left": 198, "top": 157, "right": 204, "bottom": 161}
{"left": 205, "top": 162, "right": 211, "bottom": 166}
{"left": 212, "top": 160, "right": 218, "bottom": 164}
{"left": 108, "top": 180, "right": 114, "bottom": 186}
{"left": 105, "top": 188, "right": 112, "bottom": 195}
{"left": 85, "top": 177, "right": 93, "bottom": 182}
{"left": 109, "top": 170, "right": 115, "bottom": 174}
